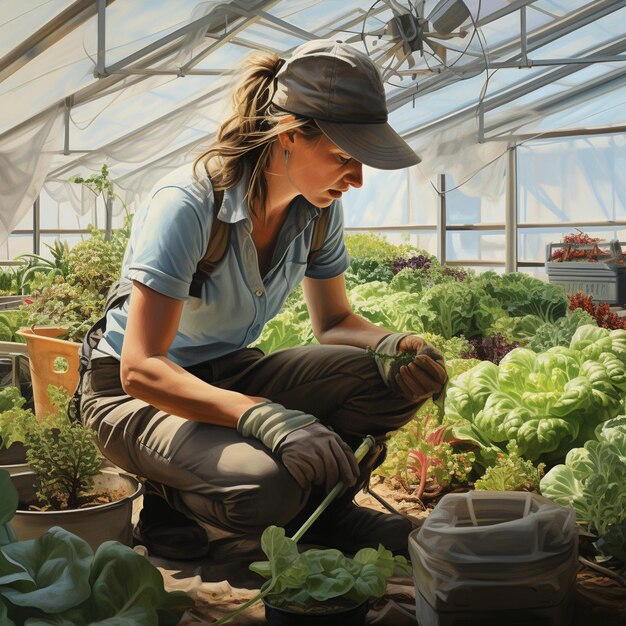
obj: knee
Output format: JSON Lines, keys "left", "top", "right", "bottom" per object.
{"left": 229, "top": 466, "right": 306, "bottom": 529}
{"left": 182, "top": 460, "right": 308, "bottom": 532}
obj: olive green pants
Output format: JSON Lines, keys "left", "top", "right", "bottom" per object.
{"left": 80, "top": 345, "right": 420, "bottom": 539}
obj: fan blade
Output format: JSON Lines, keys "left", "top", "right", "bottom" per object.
{"left": 344, "top": 22, "right": 388, "bottom": 44}
{"left": 427, "top": 0, "right": 470, "bottom": 35}
{"left": 424, "top": 37, "right": 447, "bottom": 64}
{"left": 374, "top": 40, "right": 405, "bottom": 66}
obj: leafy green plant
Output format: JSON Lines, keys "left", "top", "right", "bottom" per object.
{"left": 418, "top": 332, "right": 472, "bottom": 361}
{"left": 596, "top": 520, "right": 626, "bottom": 564}
{"left": 348, "top": 281, "right": 424, "bottom": 333}
{"left": 0, "top": 387, "right": 33, "bottom": 452}
{"left": 474, "top": 441, "right": 545, "bottom": 492}
{"left": 68, "top": 164, "right": 131, "bottom": 241}
{"left": 19, "top": 165, "right": 132, "bottom": 343}
{"left": 388, "top": 264, "right": 471, "bottom": 297}
{"left": 215, "top": 526, "right": 410, "bottom": 624}
{"left": 474, "top": 271, "right": 569, "bottom": 323}
{"left": 418, "top": 281, "right": 506, "bottom": 340}
{"left": 0, "top": 310, "right": 29, "bottom": 343}
{"left": 527, "top": 308, "right": 597, "bottom": 353}
{"left": 376, "top": 358, "right": 479, "bottom": 482}
{"left": 0, "top": 386, "right": 103, "bottom": 510}
{"left": 345, "top": 257, "right": 395, "bottom": 288}
{"left": 15, "top": 239, "right": 71, "bottom": 292}
{"left": 0, "top": 469, "right": 193, "bottom": 624}
{"left": 0, "top": 267, "right": 18, "bottom": 296}
{"left": 540, "top": 416, "right": 626, "bottom": 538}
{"left": 344, "top": 233, "right": 419, "bottom": 262}
{"left": 21, "top": 216, "right": 131, "bottom": 342}
{"left": 406, "top": 415, "right": 474, "bottom": 500}
{"left": 446, "top": 326, "right": 626, "bottom": 463}
{"left": 21, "top": 278, "right": 103, "bottom": 342}
{"left": 488, "top": 313, "right": 544, "bottom": 344}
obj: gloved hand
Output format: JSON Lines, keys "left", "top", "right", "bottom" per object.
{"left": 237, "top": 401, "right": 359, "bottom": 493}
{"left": 276, "top": 422, "right": 359, "bottom": 493}
{"left": 374, "top": 333, "right": 448, "bottom": 403}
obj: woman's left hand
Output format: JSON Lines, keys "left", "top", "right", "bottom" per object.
{"left": 394, "top": 335, "right": 448, "bottom": 403}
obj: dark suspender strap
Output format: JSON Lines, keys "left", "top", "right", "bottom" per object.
{"left": 72, "top": 278, "right": 133, "bottom": 423}
{"left": 306, "top": 207, "right": 331, "bottom": 267}
{"left": 189, "top": 188, "right": 225, "bottom": 298}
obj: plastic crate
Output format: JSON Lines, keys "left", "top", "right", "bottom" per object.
{"left": 545, "top": 241, "right": 626, "bottom": 305}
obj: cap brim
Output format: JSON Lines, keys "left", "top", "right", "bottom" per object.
{"left": 316, "top": 119, "right": 421, "bottom": 170}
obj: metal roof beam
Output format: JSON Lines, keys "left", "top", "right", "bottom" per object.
{"left": 484, "top": 65, "right": 626, "bottom": 139}
{"left": 402, "top": 33, "right": 626, "bottom": 140}
{"left": 0, "top": 0, "right": 115, "bottom": 84}
{"left": 100, "top": 0, "right": 275, "bottom": 76}
{"left": 179, "top": 1, "right": 284, "bottom": 74}
{"left": 230, "top": 1, "right": 318, "bottom": 42}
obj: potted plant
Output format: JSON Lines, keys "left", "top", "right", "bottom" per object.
{"left": 0, "top": 385, "right": 143, "bottom": 551}
{"left": 15, "top": 168, "right": 131, "bottom": 415}
{"left": 0, "top": 469, "right": 193, "bottom": 624}
{"left": 0, "top": 387, "right": 31, "bottom": 476}
{"left": 214, "top": 525, "right": 411, "bottom": 626}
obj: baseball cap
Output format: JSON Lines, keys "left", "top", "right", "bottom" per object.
{"left": 272, "top": 39, "right": 421, "bottom": 170}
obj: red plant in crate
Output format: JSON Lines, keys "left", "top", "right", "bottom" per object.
{"left": 568, "top": 292, "right": 626, "bottom": 330}
{"left": 551, "top": 229, "right": 610, "bottom": 262}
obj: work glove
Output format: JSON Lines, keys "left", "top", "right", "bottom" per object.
{"left": 373, "top": 333, "right": 448, "bottom": 405}
{"left": 237, "top": 401, "right": 359, "bottom": 493}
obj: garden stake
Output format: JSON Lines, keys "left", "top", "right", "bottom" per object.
{"left": 290, "top": 435, "right": 376, "bottom": 544}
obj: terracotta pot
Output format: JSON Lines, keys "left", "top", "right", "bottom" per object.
{"left": 10, "top": 469, "right": 143, "bottom": 551}
{"left": 16, "top": 327, "right": 80, "bottom": 419}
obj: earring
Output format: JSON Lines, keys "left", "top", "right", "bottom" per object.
{"left": 284, "top": 149, "right": 290, "bottom": 165}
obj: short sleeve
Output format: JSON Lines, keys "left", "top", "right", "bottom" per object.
{"left": 126, "top": 185, "right": 211, "bottom": 300}
{"left": 304, "top": 199, "right": 350, "bottom": 279}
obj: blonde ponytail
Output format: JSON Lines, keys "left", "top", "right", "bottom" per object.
{"left": 194, "top": 51, "right": 321, "bottom": 218}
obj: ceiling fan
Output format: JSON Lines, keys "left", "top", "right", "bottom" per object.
{"left": 345, "top": 0, "right": 478, "bottom": 84}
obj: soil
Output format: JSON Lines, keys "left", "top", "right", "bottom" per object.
{"left": 360, "top": 476, "right": 626, "bottom": 625}
{"left": 21, "top": 486, "right": 129, "bottom": 511}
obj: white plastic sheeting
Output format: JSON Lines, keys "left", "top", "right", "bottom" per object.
{"left": 0, "top": 104, "right": 63, "bottom": 234}
{"left": 0, "top": 0, "right": 625, "bottom": 252}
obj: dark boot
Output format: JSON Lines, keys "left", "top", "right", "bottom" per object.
{"left": 285, "top": 442, "right": 413, "bottom": 556}
{"left": 289, "top": 498, "right": 413, "bottom": 556}
{"left": 133, "top": 484, "right": 210, "bottom": 561}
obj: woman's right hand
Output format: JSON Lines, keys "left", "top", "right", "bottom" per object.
{"left": 237, "top": 401, "right": 359, "bottom": 493}
{"left": 275, "top": 422, "right": 359, "bottom": 493}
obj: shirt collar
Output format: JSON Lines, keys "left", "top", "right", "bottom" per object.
{"left": 216, "top": 162, "right": 252, "bottom": 223}
{"left": 216, "top": 160, "right": 321, "bottom": 226}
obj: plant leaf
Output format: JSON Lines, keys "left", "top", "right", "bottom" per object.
{"left": 0, "top": 527, "right": 92, "bottom": 613}
{"left": 84, "top": 541, "right": 192, "bottom": 624}
{"left": 0, "top": 599, "right": 16, "bottom": 626}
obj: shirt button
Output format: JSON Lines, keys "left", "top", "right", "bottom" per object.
{"left": 255, "top": 289, "right": 264, "bottom": 297}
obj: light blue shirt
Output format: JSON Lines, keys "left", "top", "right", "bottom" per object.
{"left": 98, "top": 164, "right": 349, "bottom": 367}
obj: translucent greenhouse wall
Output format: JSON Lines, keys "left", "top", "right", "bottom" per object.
{"left": 341, "top": 131, "right": 626, "bottom": 278}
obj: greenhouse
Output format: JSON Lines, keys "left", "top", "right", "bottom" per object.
{"left": 0, "top": 0, "right": 625, "bottom": 625}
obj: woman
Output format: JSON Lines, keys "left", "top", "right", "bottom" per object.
{"left": 80, "top": 39, "right": 447, "bottom": 561}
